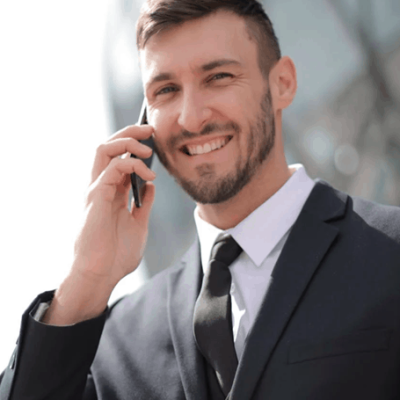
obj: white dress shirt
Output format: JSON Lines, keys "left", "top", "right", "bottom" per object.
{"left": 194, "top": 164, "right": 315, "bottom": 361}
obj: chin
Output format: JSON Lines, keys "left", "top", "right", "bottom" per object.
{"left": 175, "top": 167, "right": 251, "bottom": 205}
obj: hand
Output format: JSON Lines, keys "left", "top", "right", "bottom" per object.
{"left": 72, "top": 124, "right": 156, "bottom": 288}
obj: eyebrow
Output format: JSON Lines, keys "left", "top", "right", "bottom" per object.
{"left": 145, "top": 58, "right": 242, "bottom": 91}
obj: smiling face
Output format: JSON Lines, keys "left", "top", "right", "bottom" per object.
{"left": 140, "top": 10, "right": 277, "bottom": 204}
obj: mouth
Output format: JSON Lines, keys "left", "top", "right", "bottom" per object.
{"left": 180, "top": 135, "right": 233, "bottom": 156}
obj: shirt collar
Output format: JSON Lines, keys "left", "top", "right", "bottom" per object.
{"left": 194, "top": 164, "right": 315, "bottom": 272}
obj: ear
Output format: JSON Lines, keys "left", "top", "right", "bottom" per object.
{"left": 269, "top": 56, "right": 297, "bottom": 111}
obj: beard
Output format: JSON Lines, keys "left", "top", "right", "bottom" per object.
{"left": 153, "top": 86, "right": 275, "bottom": 204}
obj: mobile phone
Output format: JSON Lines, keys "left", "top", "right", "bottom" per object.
{"left": 130, "top": 99, "right": 154, "bottom": 208}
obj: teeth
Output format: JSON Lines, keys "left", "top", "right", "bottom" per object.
{"left": 186, "top": 137, "right": 230, "bottom": 156}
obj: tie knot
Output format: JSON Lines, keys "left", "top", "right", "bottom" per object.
{"left": 210, "top": 235, "right": 242, "bottom": 267}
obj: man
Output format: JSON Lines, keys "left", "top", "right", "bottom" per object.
{"left": 1, "top": 0, "right": 400, "bottom": 399}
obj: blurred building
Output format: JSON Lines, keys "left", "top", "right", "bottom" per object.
{"left": 103, "top": 0, "right": 400, "bottom": 279}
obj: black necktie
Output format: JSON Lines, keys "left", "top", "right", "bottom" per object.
{"left": 193, "top": 235, "right": 243, "bottom": 396}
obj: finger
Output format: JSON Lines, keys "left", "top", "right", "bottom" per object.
{"left": 113, "top": 170, "right": 133, "bottom": 211}
{"left": 106, "top": 124, "right": 154, "bottom": 143}
{"left": 120, "top": 153, "right": 140, "bottom": 190}
{"left": 122, "top": 171, "right": 131, "bottom": 188}
{"left": 132, "top": 182, "right": 156, "bottom": 224}
{"left": 101, "top": 157, "right": 156, "bottom": 186}
{"left": 89, "top": 158, "right": 156, "bottom": 204}
{"left": 91, "top": 138, "right": 153, "bottom": 184}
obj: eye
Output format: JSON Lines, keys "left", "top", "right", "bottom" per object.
{"left": 155, "top": 73, "right": 233, "bottom": 96}
{"left": 210, "top": 73, "right": 233, "bottom": 81}
{"left": 156, "top": 86, "right": 178, "bottom": 96}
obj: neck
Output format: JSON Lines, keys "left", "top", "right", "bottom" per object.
{"left": 197, "top": 145, "right": 293, "bottom": 230}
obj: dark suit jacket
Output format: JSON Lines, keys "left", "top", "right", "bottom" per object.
{"left": 2, "top": 180, "right": 400, "bottom": 400}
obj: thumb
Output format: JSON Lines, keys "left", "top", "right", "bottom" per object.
{"left": 131, "top": 182, "right": 156, "bottom": 224}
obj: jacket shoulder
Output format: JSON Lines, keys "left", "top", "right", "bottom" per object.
{"left": 351, "top": 195, "right": 400, "bottom": 242}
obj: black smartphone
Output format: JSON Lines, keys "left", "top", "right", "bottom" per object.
{"left": 130, "top": 99, "right": 154, "bottom": 208}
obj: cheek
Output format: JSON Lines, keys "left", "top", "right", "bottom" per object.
{"left": 148, "top": 108, "right": 164, "bottom": 133}
{"left": 149, "top": 110, "right": 172, "bottom": 147}
{"left": 215, "top": 90, "right": 254, "bottom": 128}
{"left": 215, "top": 89, "right": 244, "bottom": 110}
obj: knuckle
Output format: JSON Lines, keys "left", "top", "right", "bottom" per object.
{"left": 129, "top": 159, "right": 138, "bottom": 171}
{"left": 129, "top": 137, "right": 139, "bottom": 148}
{"left": 113, "top": 159, "right": 124, "bottom": 172}
{"left": 96, "top": 143, "right": 105, "bottom": 155}
{"left": 130, "top": 158, "right": 143, "bottom": 171}
{"left": 121, "top": 157, "right": 134, "bottom": 171}
{"left": 110, "top": 156, "right": 121, "bottom": 166}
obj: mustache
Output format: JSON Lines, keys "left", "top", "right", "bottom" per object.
{"left": 167, "top": 121, "right": 241, "bottom": 149}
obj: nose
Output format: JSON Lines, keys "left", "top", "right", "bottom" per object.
{"left": 177, "top": 90, "right": 212, "bottom": 134}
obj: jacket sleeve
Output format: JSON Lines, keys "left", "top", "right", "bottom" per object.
{"left": 0, "top": 290, "right": 108, "bottom": 400}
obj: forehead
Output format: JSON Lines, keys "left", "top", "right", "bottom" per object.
{"left": 140, "top": 10, "right": 258, "bottom": 85}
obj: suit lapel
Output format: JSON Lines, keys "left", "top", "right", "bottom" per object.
{"left": 230, "top": 181, "right": 348, "bottom": 400}
{"left": 167, "top": 239, "right": 208, "bottom": 400}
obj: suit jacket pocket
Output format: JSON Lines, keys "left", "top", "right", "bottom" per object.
{"left": 288, "top": 328, "right": 392, "bottom": 364}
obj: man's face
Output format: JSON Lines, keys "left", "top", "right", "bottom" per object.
{"left": 141, "top": 10, "right": 276, "bottom": 204}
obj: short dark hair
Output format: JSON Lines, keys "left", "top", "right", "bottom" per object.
{"left": 136, "top": 0, "right": 281, "bottom": 80}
